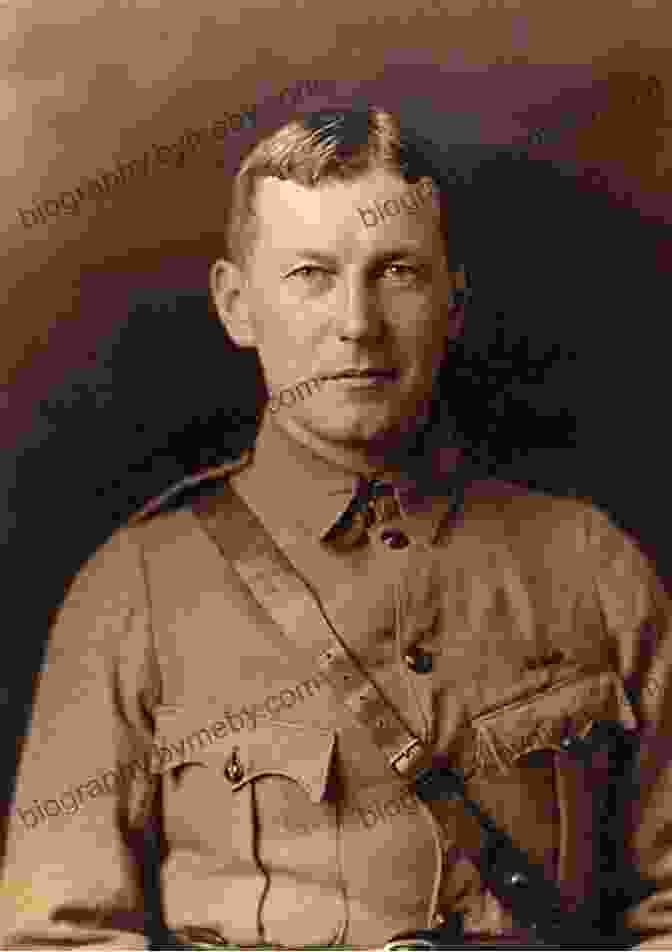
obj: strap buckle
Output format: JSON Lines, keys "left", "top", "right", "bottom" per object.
{"left": 390, "top": 738, "right": 425, "bottom": 776}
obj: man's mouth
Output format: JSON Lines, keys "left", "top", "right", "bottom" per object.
{"left": 325, "top": 369, "right": 398, "bottom": 380}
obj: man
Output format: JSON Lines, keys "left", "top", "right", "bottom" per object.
{"left": 2, "top": 107, "right": 672, "bottom": 950}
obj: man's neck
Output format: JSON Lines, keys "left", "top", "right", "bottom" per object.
{"left": 269, "top": 404, "right": 440, "bottom": 481}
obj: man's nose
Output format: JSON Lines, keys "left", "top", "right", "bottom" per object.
{"left": 336, "top": 278, "right": 384, "bottom": 341}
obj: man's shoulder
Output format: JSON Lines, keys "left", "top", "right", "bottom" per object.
{"left": 463, "top": 473, "right": 599, "bottom": 538}
{"left": 127, "top": 451, "right": 253, "bottom": 528}
{"left": 57, "top": 455, "right": 253, "bottom": 610}
{"left": 465, "top": 473, "right": 587, "bottom": 510}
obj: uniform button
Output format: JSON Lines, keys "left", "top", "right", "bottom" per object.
{"left": 560, "top": 732, "right": 595, "bottom": 763}
{"left": 380, "top": 528, "right": 409, "bottom": 549}
{"left": 560, "top": 733, "right": 584, "bottom": 753}
{"left": 405, "top": 651, "right": 433, "bottom": 674}
{"left": 224, "top": 748, "right": 244, "bottom": 782}
{"left": 506, "top": 871, "right": 529, "bottom": 888}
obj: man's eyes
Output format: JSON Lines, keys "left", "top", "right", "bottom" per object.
{"left": 286, "top": 264, "right": 422, "bottom": 284}
{"left": 380, "top": 264, "right": 422, "bottom": 282}
{"left": 285, "top": 266, "right": 333, "bottom": 291}
{"left": 288, "top": 265, "right": 329, "bottom": 282}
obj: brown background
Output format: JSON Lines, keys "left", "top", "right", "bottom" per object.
{"left": 1, "top": 0, "right": 671, "bottom": 850}
{"left": 2, "top": 0, "right": 670, "bottom": 387}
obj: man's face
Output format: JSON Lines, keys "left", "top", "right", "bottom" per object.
{"left": 228, "top": 168, "right": 463, "bottom": 449}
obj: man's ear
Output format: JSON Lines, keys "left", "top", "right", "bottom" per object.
{"left": 210, "top": 258, "right": 256, "bottom": 348}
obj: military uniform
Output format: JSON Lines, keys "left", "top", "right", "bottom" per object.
{"left": 3, "top": 411, "right": 672, "bottom": 949}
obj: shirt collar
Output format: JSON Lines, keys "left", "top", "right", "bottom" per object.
{"left": 230, "top": 409, "right": 466, "bottom": 546}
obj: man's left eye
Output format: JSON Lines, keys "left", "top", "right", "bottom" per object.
{"left": 382, "top": 264, "right": 421, "bottom": 280}
{"left": 289, "top": 266, "right": 328, "bottom": 280}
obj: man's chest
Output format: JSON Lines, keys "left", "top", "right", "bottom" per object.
{"left": 144, "top": 504, "right": 623, "bottom": 791}
{"left": 141, "top": 499, "right": 637, "bottom": 944}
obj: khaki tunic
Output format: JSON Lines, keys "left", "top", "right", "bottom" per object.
{"left": 2, "top": 413, "right": 672, "bottom": 949}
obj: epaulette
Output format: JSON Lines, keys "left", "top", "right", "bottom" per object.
{"left": 128, "top": 451, "right": 253, "bottom": 526}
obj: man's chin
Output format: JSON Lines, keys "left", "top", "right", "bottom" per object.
{"left": 278, "top": 405, "right": 415, "bottom": 448}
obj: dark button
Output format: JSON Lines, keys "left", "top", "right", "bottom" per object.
{"left": 224, "top": 748, "right": 244, "bottom": 782}
{"left": 405, "top": 651, "right": 433, "bottom": 674}
{"left": 506, "top": 871, "right": 529, "bottom": 888}
{"left": 560, "top": 732, "right": 594, "bottom": 763}
{"left": 380, "top": 528, "right": 409, "bottom": 549}
{"left": 560, "top": 733, "right": 584, "bottom": 753}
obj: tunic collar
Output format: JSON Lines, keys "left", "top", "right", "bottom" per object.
{"left": 229, "top": 409, "right": 468, "bottom": 547}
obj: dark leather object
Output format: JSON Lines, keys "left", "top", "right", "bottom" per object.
{"left": 411, "top": 721, "right": 648, "bottom": 951}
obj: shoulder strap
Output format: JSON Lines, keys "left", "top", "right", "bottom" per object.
{"left": 192, "top": 482, "right": 427, "bottom": 779}
{"left": 128, "top": 453, "right": 252, "bottom": 526}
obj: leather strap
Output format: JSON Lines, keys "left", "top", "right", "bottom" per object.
{"left": 192, "top": 482, "right": 427, "bottom": 778}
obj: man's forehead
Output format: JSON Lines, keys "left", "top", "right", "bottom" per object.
{"left": 251, "top": 170, "right": 442, "bottom": 255}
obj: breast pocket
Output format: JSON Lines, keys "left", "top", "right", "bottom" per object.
{"left": 152, "top": 706, "right": 343, "bottom": 947}
{"left": 152, "top": 703, "right": 337, "bottom": 833}
{"left": 462, "top": 666, "right": 637, "bottom": 779}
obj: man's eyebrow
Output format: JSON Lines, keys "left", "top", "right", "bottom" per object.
{"left": 285, "top": 246, "right": 429, "bottom": 267}
{"left": 284, "top": 250, "right": 340, "bottom": 266}
{"left": 368, "top": 247, "right": 428, "bottom": 267}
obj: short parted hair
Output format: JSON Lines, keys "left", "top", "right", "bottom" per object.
{"left": 226, "top": 107, "right": 466, "bottom": 272}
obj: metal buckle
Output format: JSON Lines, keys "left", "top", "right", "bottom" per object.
{"left": 390, "top": 738, "right": 424, "bottom": 775}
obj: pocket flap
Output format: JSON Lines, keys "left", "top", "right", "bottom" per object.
{"left": 460, "top": 668, "right": 636, "bottom": 777}
{"left": 152, "top": 706, "right": 336, "bottom": 803}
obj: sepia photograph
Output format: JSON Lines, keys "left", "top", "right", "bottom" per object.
{"left": 1, "top": 2, "right": 671, "bottom": 949}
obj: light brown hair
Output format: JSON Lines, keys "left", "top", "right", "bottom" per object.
{"left": 226, "top": 107, "right": 464, "bottom": 271}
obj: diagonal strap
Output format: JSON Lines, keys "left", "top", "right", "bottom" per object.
{"left": 192, "top": 482, "right": 426, "bottom": 778}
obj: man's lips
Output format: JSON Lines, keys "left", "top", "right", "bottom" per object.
{"left": 323, "top": 369, "right": 398, "bottom": 380}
